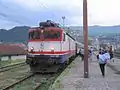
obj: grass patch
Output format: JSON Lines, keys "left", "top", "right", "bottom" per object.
{"left": 0, "top": 59, "right": 25, "bottom": 67}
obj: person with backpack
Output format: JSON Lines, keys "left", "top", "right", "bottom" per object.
{"left": 97, "top": 50, "right": 110, "bottom": 77}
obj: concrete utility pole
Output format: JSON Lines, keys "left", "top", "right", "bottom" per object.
{"left": 83, "top": 0, "right": 89, "bottom": 78}
{"left": 62, "top": 16, "right": 65, "bottom": 28}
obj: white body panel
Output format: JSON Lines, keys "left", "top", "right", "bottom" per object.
{"left": 27, "top": 30, "right": 77, "bottom": 64}
{"left": 61, "top": 33, "right": 76, "bottom": 55}
{"left": 28, "top": 33, "right": 76, "bottom": 55}
{"left": 28, "top": 41, "right": 61, "bottom": 52}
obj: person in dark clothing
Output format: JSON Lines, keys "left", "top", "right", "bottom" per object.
{"left": 97, "top": 48, "right": 102, "bottom": 60}
{"left": 99, "top": 62, "right": 106, "bottom": 77}
{"left": 98, "top": 51, "right": 106, "bottom": 77}
{"left": 79, "top": 49, "right": 84, "bottom": 61}
{"left": 81, "top": 53, "right": 84, "bottom": 61}
{"left": 97, "top": 50, "right": 110, "bottom": 77}
{"left": 109, "top": 46, "right": 114, "bottom": 62}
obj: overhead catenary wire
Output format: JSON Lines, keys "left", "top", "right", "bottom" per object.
{"left": 0, "top": 1, "right": 32, "bottom": 25}
{"left": 0, "top": 0, "right": 69, "bottom": 27}
{"left": 37, "top": 0, "right": 65, "bottom": 25}
{"left": 0, "top": 12, "right": 23, "bottom": 24}
{"left": 37, "top": 1, "right": 72, "bottom": 27}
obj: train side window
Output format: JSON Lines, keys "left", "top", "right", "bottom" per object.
{"left": 35, "top": 31, "right": 40, "bottom": 39}
{"left": 63, "top": 33, "right": 66, "bottom": 41}
{"left": 31, "top": 31, "right": 34, "bottom": 39}
{"left": 32, "top": 31, "right": 35, "bottom": 39}
{"left": 33, "top": 31, "right": 39, "bottom": 39}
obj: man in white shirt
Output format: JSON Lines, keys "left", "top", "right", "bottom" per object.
{"left": 98, "top": 50, "right": 110, "bottom": 77}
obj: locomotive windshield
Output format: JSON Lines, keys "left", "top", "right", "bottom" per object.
{"left": 29, "top": 29, "right": 61, "bottom": 41}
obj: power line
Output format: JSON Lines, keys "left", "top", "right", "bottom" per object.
{"left": 37, "top": 0, "right": 62, "bottom": 23}
{"left": 0, "top": 1, "right": 32, "bottom": 24}
{"left": 0, "top": 12, "right": 23, "bottom": 24}
{"left": 0, "top": 1, "right": 9, "bottom": 9}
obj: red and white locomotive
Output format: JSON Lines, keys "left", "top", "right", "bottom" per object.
{"left": 26, "top": 20, "right": 78, "bottom": 72}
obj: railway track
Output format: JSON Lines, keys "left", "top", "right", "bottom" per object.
{"left": 0, "top": 56, "right": 78, "bottom": 90}
{"left": 0, "top": 71, "right": 57, "bottom": 90}
{"left": 2, "top": 73, "right": 35, "bottom": 90}
{"left": 113, "top": 49, "right": 120, "bottom": 58}
{"left": 114, "top": 53, "right": 120, "bottom": 58}
{"left": 0, "top": 64, "right": 30, "bottom": 90}
{"left": 1, "top": 73, "right": 59, "bottom": 90}
{"left": 34, "top": 83, "right": 42, "bottom": 90}
{"left": 0, "top": 62, "right": 26, "bottom": 73}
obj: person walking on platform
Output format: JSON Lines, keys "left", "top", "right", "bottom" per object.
{"left": 108, "top": 46, "right": 114, "bottom": 62}
{"left": 97, "top": 48, "right": 101, "bottom": 60}
{"left": 89, "top": 47, "right": 93, "bottom": 61}
{"left": 79, "top": 48, "right": 84, "bottom": 61}
{"left": 97, "top": 50, "right": 110, "bottom": 77}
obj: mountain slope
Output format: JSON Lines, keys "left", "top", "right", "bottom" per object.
{"left": 0, "top": 26, "right": 30, "bottom": 43}
{"left": 0, "top": 25, "right": 120, "bottom": 43}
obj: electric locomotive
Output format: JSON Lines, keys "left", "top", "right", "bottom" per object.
{"left": 26, "top": 20, "right": 78, "bottom": 72}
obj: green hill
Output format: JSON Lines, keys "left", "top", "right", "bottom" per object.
{"left": 0, "top": 26, "right": 30, "bottom": 43}
{"left": 0, "top": 25, "right": 120, "bottom": 43}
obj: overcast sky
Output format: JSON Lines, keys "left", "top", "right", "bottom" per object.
{"left": 0, "top": 0, "right": 120, "bottom": 29}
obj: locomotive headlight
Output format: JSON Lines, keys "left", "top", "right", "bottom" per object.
{"left": 31, "top": 47, "right": 34, "bottom": 50}
{"left": 50, "top": 47, "right": 54, "bottom": 50}
{"left": 50, "top": 47, "right": 54, "bottom": 52}
{"left": 30, "top": 47, "right": 34, "bottom": 52}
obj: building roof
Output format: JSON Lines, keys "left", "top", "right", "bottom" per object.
{"left": 0, "top": 43, "right": 27, "bottom": 56}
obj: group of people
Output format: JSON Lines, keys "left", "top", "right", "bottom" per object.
{"left": 97, "top": 46, "right": 114, "bottom": 77}
{"left": 78, "top": 46, "right": 114, "bottom": 77}
{"left": 78, "top": 47, "right": 93, "bottom": 61}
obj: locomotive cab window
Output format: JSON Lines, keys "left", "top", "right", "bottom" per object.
{"left": 29, "top": 30, "right": 40, "bottom": 40}
{"left": 29, "top": 29, "right": 61, "bottom": 41}
{"left": 29, "top": 31, "right": 34, "bottom": 40}
{"left": 63, "top": 33, "right": 66, "bottom": 41}
{"left": 34, "top": 30, "right": 40, "bottom": 39}
{"left": 43, "top": 30, "right": 60, "bottom": 39}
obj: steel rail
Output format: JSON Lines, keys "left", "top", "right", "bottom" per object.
{"left": 0, "top": 62, "right": 26, "bottom": 73}
{"left": 2, "top": 73, "right": 35, "bottom": 90}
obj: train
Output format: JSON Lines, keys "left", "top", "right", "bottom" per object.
{"left": 26, "top": 20, "right": 79, "bottom": 73}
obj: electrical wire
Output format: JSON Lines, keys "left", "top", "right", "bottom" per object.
{"left": 0, "top": 1, "right": 32, "bottom": 24}
{"left": 37, "top": 0, "right": 63, "bottom": 24}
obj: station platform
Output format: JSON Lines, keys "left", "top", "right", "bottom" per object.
{"left": 49, "top": 55, "right": 120, "bottom": 90}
